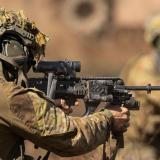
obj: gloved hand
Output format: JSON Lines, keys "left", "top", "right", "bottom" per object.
{"left": 108, "top": 106, "right": 130, "bottom": 133}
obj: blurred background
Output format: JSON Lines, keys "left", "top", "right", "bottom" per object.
{"left": 1, "top": 0, "right": 160, "bottom": 159}
{"left": 1, "top": 0, "right": 158, "bottom": 76}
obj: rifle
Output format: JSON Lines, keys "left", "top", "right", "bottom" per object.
{"left": 29, "top": 60, "right": 160, "bottom": 115}
{"left": 28, "top": 60, "right": 160, "bottom": 150}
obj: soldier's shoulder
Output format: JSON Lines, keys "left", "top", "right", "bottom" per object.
{"left": 0, "top": 79, "right": 36, "bottom": 99}
{"left": 0, "top": 79, "right": 17, "bottom": 93}
{"left": 0, "top": 79, "right": 54, "bottom": 104}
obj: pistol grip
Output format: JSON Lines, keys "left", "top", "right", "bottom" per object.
{"left": 113, "top": 132, "right": 124, "bottom": 148}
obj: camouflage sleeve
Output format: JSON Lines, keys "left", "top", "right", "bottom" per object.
{"left": 3, "top": 84, "right": 113, "bottom": 156}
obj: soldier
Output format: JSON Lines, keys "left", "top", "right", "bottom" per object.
{"left": 117, "top": 14, "right": 160, "bottom": 160}
{"left": 0, "top": 8, "right": 130, "bottom": 160}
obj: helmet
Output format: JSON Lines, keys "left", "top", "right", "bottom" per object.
{"left": 145, "top": 13, "right": 160, "bottom": 47}
{"left": 0, "top": 8, "right": 49, "bottom": 68}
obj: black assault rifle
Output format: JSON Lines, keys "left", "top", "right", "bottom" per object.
{"left": 28, "top": 60, "right": 160, "bottom": 149}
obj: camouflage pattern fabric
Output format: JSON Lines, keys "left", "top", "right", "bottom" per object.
{"left": 116, "top": 53, "right": 160, "bottom": 160}
{"left": 0, "top": 78, "right": 113, "bottom": 160}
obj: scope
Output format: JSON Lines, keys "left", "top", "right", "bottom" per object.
{"left": 33, "top": 60, "right": 81, "bottom": 76}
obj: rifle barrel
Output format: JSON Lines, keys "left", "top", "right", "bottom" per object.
{"left": 116, "top": 84, "right": 160, "bottom": 93}
{"left": 81, "top": 77, "right": 122, "bottom": 80}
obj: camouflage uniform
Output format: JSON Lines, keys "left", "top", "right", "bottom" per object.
{"left": 0, "top": 9, "right": 113, "bottom": 160}
{"left": 117, "top": 14, "right": 160, "bottom": 160}
{"left": 0, "top": 78, "right": 113, "bottom": 160}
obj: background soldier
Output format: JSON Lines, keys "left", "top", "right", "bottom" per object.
{"left": 117, "top": 14, "right": 160, "bottom": 160}
{"left": 0, "top": 8, "right": 130, "bottom": 160}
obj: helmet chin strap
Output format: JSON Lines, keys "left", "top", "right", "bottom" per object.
{"left": 16, "top": 69, "right": 28, "bottom": 87}
{"left": 0, "top": 54, "right": 19, "bottom": 68}
{"left": 0, "top": 37, "right": 31, "bottom": 87}
{"left": 0, "top": 61, "right": 5, "bottom": 80}
{"left": 0, "top": 54, "right": 29, "bottom": 87}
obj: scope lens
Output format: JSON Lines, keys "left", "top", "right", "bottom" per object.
{"left": 72, "top": 61, "right": 81, "bottom": 72}
{"left": 65, "top": 61, "right": 81, "bottom": 72}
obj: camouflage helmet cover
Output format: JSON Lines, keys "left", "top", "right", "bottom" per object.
{"left": 0, "top": 8, "right": 49, "bottom": 60}
{"left": 145, "top": 13, "right": 160, "bottom": 46}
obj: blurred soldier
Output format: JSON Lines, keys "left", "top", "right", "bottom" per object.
{"left": 0, "top": 8, "right": 130, "bottom": 160}
{"left": 117, "top": 14, "right": 160, "bottom": 160}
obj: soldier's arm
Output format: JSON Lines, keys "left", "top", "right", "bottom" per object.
{"left": 0, "top": 84, "right": 112, "bottom": 156}
{"left": 3, "top": 84, "right": 128, "bottom": 156}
